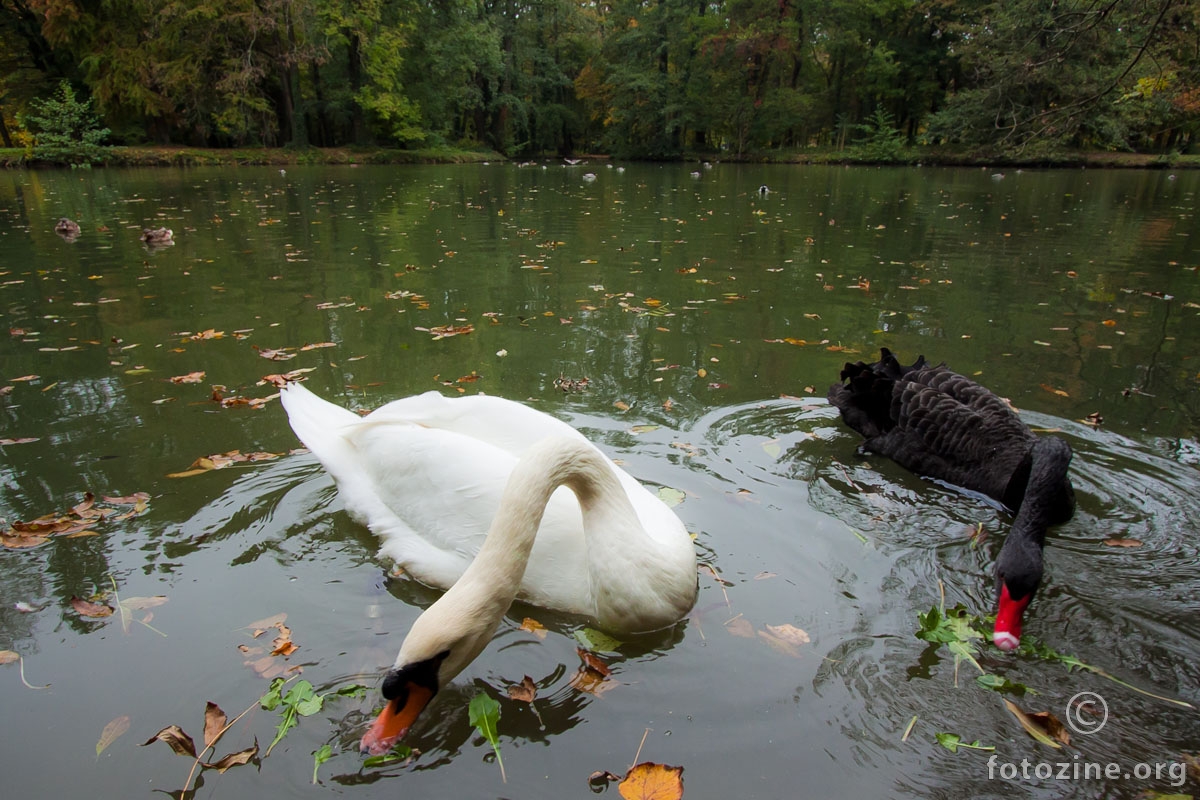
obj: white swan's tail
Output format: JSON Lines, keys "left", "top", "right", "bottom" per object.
{"left": 279, "top": 381, "right": 362, "bottom": 458}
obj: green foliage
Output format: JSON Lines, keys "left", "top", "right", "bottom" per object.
{"left": 260, "top": 678, "right": 367, "bottom": 757}
{"left": 935, "top": 732, "right": 994, "bottom": 753}
{"left": 468, "top": 692, "right": 505, "bottom": 781}
{"left": 312, "top": 744, "right": 333, "bottom": 784}
{"left": 22, "top": 81, "right": 111, "bottom": 165}
{"left": 4, "top": 0, "right": 1193, "bottom": 158}
{"left": 853, "top": 107, "right": 906, "bottom": 162}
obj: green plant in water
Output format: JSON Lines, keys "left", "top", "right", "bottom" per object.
{"left": 21, "top": 80, "right": 111, "bottom": 166}
{"left": 469, "top": 692, "right": 506, "bottom": 782}
{"left": 260, "top": 678, "right": 367, "bottom": 757}
{"left": 935, "top": 732, "right": 995, "bottom": 753}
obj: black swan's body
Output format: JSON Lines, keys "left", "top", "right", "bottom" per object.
{"left": 828, "top": 348, "right": 1075, "bottom": 649}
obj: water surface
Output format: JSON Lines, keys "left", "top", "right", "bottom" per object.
{"left": 1, "top": 163, "right": 1198, "bottom": 798}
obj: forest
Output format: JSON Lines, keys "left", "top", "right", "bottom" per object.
{"left": 1, "top": 0, "right": 1196, "bottom": 162}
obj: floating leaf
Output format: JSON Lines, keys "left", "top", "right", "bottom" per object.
{"left": 71, "top": 596, "right": 114, "bottom": 618}
{"left": 0, "top": 650, "right": 20, "bottom": 665}
{"left": 96, "top": 715, "right": 131, "bottom": 758}
{"left": 975, "top": 673, "right": 1034, "bottom": 695}
{"left": 1003, "top": 699, "right": 1064, "bottom": 749}
{"left": 571, "top": 648, "right": 616, "bottom": 696}
{"left": 363, "top": 745, "right": 413, "bottom": 768}
{"left": 169, "top": 371, "right": 206, "bottom": 384}
{"left": 935, "top": 732, "right": 993, "bottom": 753}
{"left": 203, "top": 702, "right": 227, "bottom": 749}
{"left": 519, "top": 617, "right": 547, "bottom": 639}
{"left": 574, "top": 627, "right": 623, "bottom": 653}
{"left": 254, "top": 346, "right": 297, "bottom": 361}
{"left": 141, "top": 724, "right": 198, "bottom": 758}
{"left": 508, "top": 676, "right": 537, "bottom": 704}
{"left": 618, "top": 762, "right": 684, "bottom": 800}
{"left": 724, "top": 616, "right": 756, "bottom": 639}
{"left": 758, "top": 623, "right": 810, "bottom": 657}
{"left": 468, "top": 693, "right": 505, "bottom": 782}
{"left": 656, "top": 486, "right": 686, "bottom": 508}
{"left": 242, "top": 612, "right": 288, "bottom": 633}
{"left": 205, "top": 740, "right": 258, "bottom": 773}
{"left": 312, "top": 744, "right": 333, "bottom": 784}
{"left": 1103, "top": 537, "right": 1143, "bottom": 548}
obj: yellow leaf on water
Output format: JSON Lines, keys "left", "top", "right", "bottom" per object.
{"left": 519, "top": 618, "right": 548, "bottom": 639}
{"left": 0, "top": 650, "right": 19, "bottom": 665}
{"left": 96, "top": 715, "right": 130, "bottom": 757}
{"left": 618, "top": 762, "right": 684, "bottom": 800}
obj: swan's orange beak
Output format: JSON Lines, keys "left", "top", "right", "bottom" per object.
{"left": 360, "top": 684, "right": 434, "bottom": 756}
{"left": 993, "top": 583, "right": 1031, "bottom": 651}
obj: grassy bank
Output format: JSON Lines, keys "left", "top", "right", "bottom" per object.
{"left": 1, "top": 144, "right": 1197, "bottom": 170}
{"left": 0, "top": 145, "right": 502, "bottom": 168}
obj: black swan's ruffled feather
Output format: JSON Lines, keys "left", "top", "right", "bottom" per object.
{"left": 828, "top": 347, "right": 1073, "bottom": 519}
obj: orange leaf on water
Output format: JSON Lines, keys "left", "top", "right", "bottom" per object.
{"left": 508, "top": 675, "right": 537, "bottom": 703}
{"left": 618, "top": 762, "right": 684, "bottom": 800}
{"left": 1103, "top": 537, "right": 1143, "bottom": 548}
{"left": 519, "top": 617, "right": 548, "bottom": 639}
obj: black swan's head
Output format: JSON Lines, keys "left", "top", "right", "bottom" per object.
{"left": 991, "top": 436, "right": 1073, "bottom": 650}
{"left": 992, "top": 540, "right": 1042, "bottom": 650}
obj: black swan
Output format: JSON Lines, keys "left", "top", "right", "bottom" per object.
{"left": 827, "top": 348, "right": 1075, "bottom": 650}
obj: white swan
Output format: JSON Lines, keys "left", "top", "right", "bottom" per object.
{"left": 278, "top": 382, "right": 697, "bottom": 754}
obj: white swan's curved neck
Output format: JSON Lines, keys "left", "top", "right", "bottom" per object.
{"left": 400, "top": 436, "right": 642, "bottom": 680}
{"left": 465, "top": 436, "right": 632, "bottom": 598}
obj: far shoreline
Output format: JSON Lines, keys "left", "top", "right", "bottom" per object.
{"left": 2, "top": 144, "right": 1196, "bottom": 171}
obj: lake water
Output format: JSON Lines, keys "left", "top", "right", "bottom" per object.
{"left": 1, "top": 163, "right": 1198, "bottom": 799}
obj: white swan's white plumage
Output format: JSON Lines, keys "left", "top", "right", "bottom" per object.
{"left": 281, "top": 382, "right": 698, "bottom": 754}
{"left": 279, "top": 381, "right": 697, "bottom": 634}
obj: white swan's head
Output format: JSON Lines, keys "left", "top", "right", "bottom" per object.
{"left": 360, "top": 649, "right": 447, "bottom": 755}
{"left": 360, "top": 577, "right": 515, "bottom": 755}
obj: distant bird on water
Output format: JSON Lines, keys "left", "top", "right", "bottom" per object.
{"left": 828, "top": 348, "right": 1075, "bottom": 651}
{"left": 55, "top": 218, "right": 81, "bottom": 238}
{"left": 140, "top": 227, "right": 174, "bottom": 245}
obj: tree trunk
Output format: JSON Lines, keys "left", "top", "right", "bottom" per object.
{"left": 0, "top": 107, "right": 13, "bottom": 148}
{"left": 347, "top": 32, "right": 367, "bottom": 144}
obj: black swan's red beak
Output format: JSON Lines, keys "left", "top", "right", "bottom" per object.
{"left": 993, "top": 584, "right": 1032, "bottom": 651}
